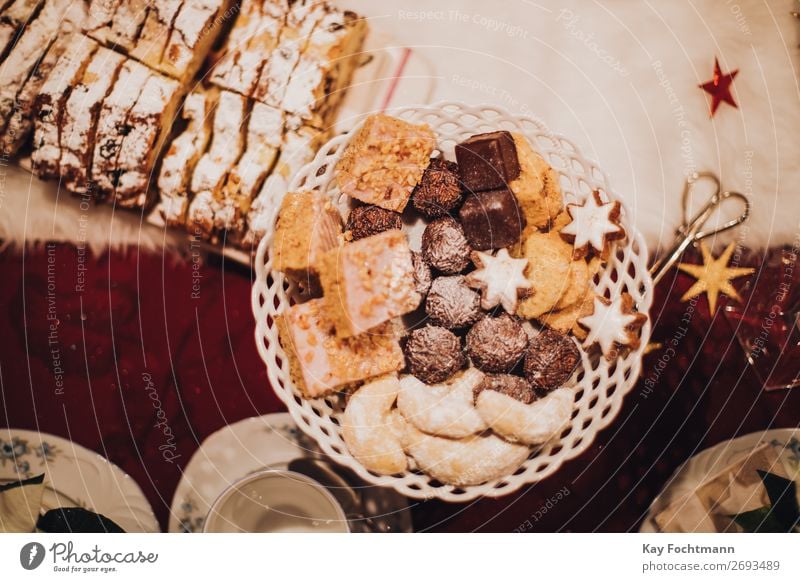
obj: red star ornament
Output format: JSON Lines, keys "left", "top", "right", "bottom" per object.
{"left": 699, "top": 57, "right": 739, "bottom": 117}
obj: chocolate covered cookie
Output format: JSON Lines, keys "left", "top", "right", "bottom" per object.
{"left": 473, "top": 374, "right": 536, "bottom": 405}
{"left": 524, "top": 329, "right": 580, "bottom": 390}
{"left": 455, "top": 131, "right": 520, "bottom": 192}
{"left": 425, "top": 275, "right": 482, "bottom": 329}
{"left": 404, "top": 325, "right": 465, "bottom": 384}
{"left": 411, "top": 250, "right": 433, "bottom": 297}
{"left": 345, "top": 204, "right": 402, "bottom": 241}
{"left": 458, "top": 188, "right": 526, "bottom": 251}
{"left": 466, "top": 314, "right": 528, "bottom": 373}
{"left": 421, "top": 216, "right": 471, "bottom": 274}
{"left": 412, "top": 158, "right": 463, "bottom": 219}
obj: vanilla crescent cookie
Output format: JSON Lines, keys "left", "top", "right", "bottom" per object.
{"left": 400, "top": 420, "right": 530, "bottom": 487}
{"left": 397, "top": 368, "right": 487, "bottom": 438}
{"left": 476, "top": 387, "right": 575, "bottom": 445}
{"left": 342, "top": 375, "right": 408, "bottom": 475}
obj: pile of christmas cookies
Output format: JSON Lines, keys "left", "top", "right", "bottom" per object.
{"left": 272, "top": 113, "right": 648, "bottom": 487}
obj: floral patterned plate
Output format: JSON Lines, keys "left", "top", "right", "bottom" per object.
{"left": 0, "top": 428, "right": 159, "bottom": 532}
{"left": 640, "top": 428, "right": 800, "bottom": 532}
{"left": 168, "top": 413, "right": 412, "bottom": 533}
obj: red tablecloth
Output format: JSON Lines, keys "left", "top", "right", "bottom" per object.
{"left": 1, "top": 242, "right": 797, "bottom": 532}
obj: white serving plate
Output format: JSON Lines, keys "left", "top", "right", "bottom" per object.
{"left": 169, "top": 413, "right": 411, "bottom": 533}
{"left": 640, "top": 428, "right": 800, "bottom": 532}
{"left": 252, "top": 101, "right": 654, "bottom": 502}
{"left": 0, "top": 428, "right": 159, "bottom": 532}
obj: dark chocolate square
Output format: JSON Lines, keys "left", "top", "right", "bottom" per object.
{"left": 458, "top": 188, "right": 526, "bottom": 251}
{"left": 455, "top": 131, "right": 521, "bottom": 192}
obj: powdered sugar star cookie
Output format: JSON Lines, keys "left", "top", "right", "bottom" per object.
{"left": 465, "top": 249, "right": 532, "bottom": 313}
{"left": 560, "top": 191, "right": 625, "bottom": 260}
{"left": 578, "top": 293, "right": 647, "bottom": 357}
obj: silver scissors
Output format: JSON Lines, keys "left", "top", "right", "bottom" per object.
{"left": 649, "top": 171, "right": 750, "bottom": 285}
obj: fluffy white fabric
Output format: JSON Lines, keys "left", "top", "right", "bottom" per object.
{"left": 0, "top": 165, "right": 181, "bottom": 254}
{"left": 1, "top": 0, "right": 797, "bottom": 253}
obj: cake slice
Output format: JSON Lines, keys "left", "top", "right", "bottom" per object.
{"left": 90, "top": 57, "right": 152, "bottom": 198}
{"left": 213, "top": 102, "right": 283, "bottom": 234}
{"left": 83, "top": 0, "right": 123, "bottom": 44}
{"left": 105, "top": 0, "right": 149, "bottom": 52}
{"left": 1, "top": 0, "right": 44, "bottom": 27}
{"left": 208, "top": 0, "right": 287, "bottom": 97}
{"left": 157, "top": 87, "right": 218, "bottom": 226}
{"left": 272, "top": 190, "right": 342, "bottom": 292}
{"left": 111, "top": 70, "right": 182, "bottom": 208}
{"left": 0, "top": 21, "right": 15, "bottom": 61}
{"left": 128, "top": 0, "right": 182, "bottom": 73}
{"left": 159, "top": 0, "right": 230, "bottom": 83}
{"left": 281, "top": 8, "right": 366, "bottom": 129}
{"left": 59, "top": 46, "right": 125, "bottom": 195}
{"left": 0, "top": 29, "right": 69, "bottom": 156}
{"left": 186, "top": 89, "right": 248, "bottom": 239}
{"left": 242, "top": 124, "right": 326, "bottom": 248}
{"left": 276, "top": 298, "right": 404, "bottom": 399}
{"left": 0, "top": 0, "right": 71, "bottom": 128}
{"left": 0, "top": 0, "right": 43, "bottom": 60}
{"left": 249, "top": 0, "right": 327, "bottom": 105}
{"left": 319, "top": 229, "right": 421, "bottom": 338}
{"left": 31, "top": 34, "right": 97, "bottom": 179}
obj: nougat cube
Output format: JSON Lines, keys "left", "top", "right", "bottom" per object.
{"left": 320, "top": 230, "right": 421, "bottom": 338}
{"left": 335, "top": 114, "right": 435, "bottom": 212}
{"left": 276, "top": 298, "right": 404, "bottom": 398}
{"left": 273, "top": 191, "right": 344, "bottom": 292}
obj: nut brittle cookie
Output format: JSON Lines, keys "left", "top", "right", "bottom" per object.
{"left": 320, "top": 230, "right": 421, "bottom": 338}
{"left": 559, "top": 190, "right": 626, "bottom": 260}
{"left": 335, "top": 113, "right": 435, "bottom": 212}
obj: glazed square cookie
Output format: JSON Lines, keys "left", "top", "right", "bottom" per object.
{"left": 276, "top": 298, "right": 404, "bottom": 398}
{"left": 335, "top": 114, "right": 435, "bottom": 212}
{"left": 320, "top": 230, "right": 421, "bottom": 337}
{"left": 273, "top": 191, "right": 344, "bottom": 293}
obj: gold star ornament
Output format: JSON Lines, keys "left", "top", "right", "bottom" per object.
{"left": 677, "top": 242, "right": 754, "bottom": 312}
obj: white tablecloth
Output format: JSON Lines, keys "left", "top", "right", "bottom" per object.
{"left": 350, "top": 0, "right": 799, "bottom": 251}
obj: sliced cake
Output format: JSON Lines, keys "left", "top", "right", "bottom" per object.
{"left": 59, "top": 46, "right": 125, "bottom": 195}
{"left": 160, "top": 0, "right": 231, "bottom": 84}
{"left": 213, "top": 102, "right": 283, "bottom": 235}
{"left": 0, "top": 0, "right": 43, "bottom": 59}
{"left": 0, "top": 0, "right": 73, "bottom": 128}
{"left": 1, "top": 0, "right": 45, "bottom": 28}
{"left": 0, "top": 29, "right": 69, "bottom": 156}
{"left": 112, "top": 70, "right": 182, "bottom": 208}
{"left": 281, "top": 8, "right": 366, "bottom": 129}
{"left": 31, "top": 34, "right": 97, "bottom": 179}
{"left": 105, "top": 0, "right": 149, "bottom": 52}
{"left": 83, "top": 0, "right": 123, "bottom": 44}
{"left": 186, "top": 89, "right": 248, "bottom": 239}
{"left": 209, "top": 0, "right": 288, "bottom": 97}
{"left": 128, "top": 0, "right": 182, "bottom": 73}
{"left": 91, "top": 57, "right": 152, "bottom": 198}
{"left": 157, "top": 86, "right": 218, "bottom": 226}
{"left": 242, "top": 124, "right": 326, "bottom": 248}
